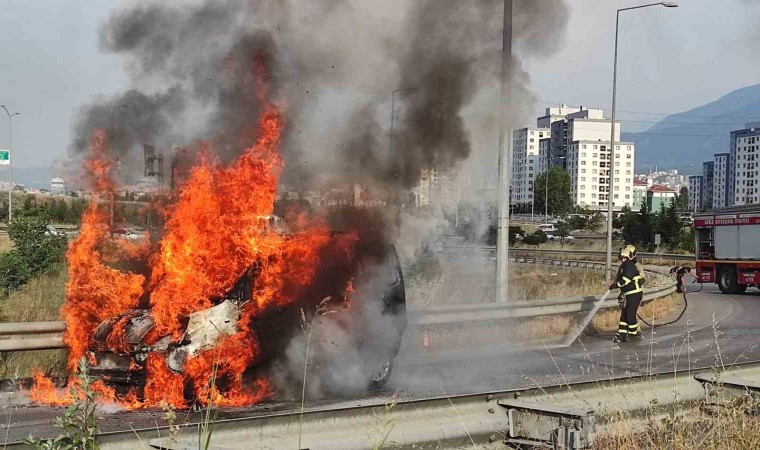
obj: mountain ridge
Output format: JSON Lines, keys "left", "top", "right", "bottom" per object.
{"left": 623, "top": 83, "right": 760, "bottom": 174}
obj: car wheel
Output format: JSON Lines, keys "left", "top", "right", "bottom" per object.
{"left": 718, "top": 268, "right": 738, "bottom": 294}
{"left": 369, "top": 357, "right": 393, "bottom": 388}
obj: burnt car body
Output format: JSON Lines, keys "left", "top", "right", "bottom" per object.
{"left": 88, "top": 242, "right": 406, "bottom": 394}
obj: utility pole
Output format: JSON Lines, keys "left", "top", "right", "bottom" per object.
{"left": 1, "top": 106, "right": 19, "bottom": 223}
{"left": 496, "top": 0, "right": 513, "bottom": 303}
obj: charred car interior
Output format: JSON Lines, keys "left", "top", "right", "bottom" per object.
{"left": 87, "top": 239, "right": 406, "bottom": 398}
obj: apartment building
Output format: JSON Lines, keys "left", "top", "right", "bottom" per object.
{"left": 565, "top": 140, "right": 636, "bottom": 210}
{"left": 511, "top": 127, "right": 549, "bottom": 205}
{"left": 689, "top": 175, "right": 703, "bottom": 211}
{"left": 730, "top": 122, "right": 760, "bottom": 206}
{"left": 713, "top": 153, "right": 730, "bottom": 209}
{"left": 702, "top": 161, "right": 714, "bottom": 210}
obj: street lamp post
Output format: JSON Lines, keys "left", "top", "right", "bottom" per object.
{"left": 1, "top": 105, "right": 20, "bottom": 223}
{"left": 605, "top": 1, "right": 678, "bottom": 280}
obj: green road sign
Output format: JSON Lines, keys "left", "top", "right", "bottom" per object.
{"left": 0, "top": 149, "right": 9, "bottom": 166}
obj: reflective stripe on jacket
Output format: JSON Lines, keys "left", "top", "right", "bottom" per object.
{"left": 615, "top": 259, "right": 644, "bottom": 296}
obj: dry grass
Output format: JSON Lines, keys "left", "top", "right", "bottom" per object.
{"left": 0, "top": 234, "right": 12, "bottom": 252}
{"left": 0, "top": 265, "right": 69, "bottom": 379}
{"left": 407, "top": 315, "right": 576, "bottom": 353}
{"left": 405, "top": 258, "right": 608, "bottom": 307}
{"left": 1, "top": 265, "right": 67, "bottom": 322}
{"left": 596, "top": 399, "right": 760, "bottom": 449}
{"left": 590, "top": 292, "right": 681, "bottom": 333}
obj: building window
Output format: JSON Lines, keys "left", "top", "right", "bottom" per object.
{"left": 582, "top": 144, "right": 587, "bottom": 149}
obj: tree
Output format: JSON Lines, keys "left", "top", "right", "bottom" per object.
{"left": 508, "top": 225, "right": 524, "bottom": 245}
{"left": 678, "top": 186, "right": 689, "bottom": 211}
{"left": 555, "top": 221, "right": 571, "bottom": 244}
{"left": 656, "top": 199, "right": 683, "bottom": 246}
{"left": 637, "top": 201, "right": 655, "bottom": 251}
{"left": 523, "top": 230, "right": 548, "bottom": 248}
{"left": 567, "top": 215, "right": 588, "bottom": 231}
{"left": 533, "top": 166, "right": 572, "bottom": 217}
{"left": 8, "top": 212, "right": 66, "bottom": 275}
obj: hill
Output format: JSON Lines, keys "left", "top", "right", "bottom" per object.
{"left": 622, "top": 84, "right": 760, "bottom": 174}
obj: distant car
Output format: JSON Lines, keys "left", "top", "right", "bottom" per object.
{"left": 538, "top": 224, "right": 556, "bottom": 233}
{"left": 44, "top": 225, "right": 66, "bottom": 237}
{"left": 111, "top": 228, "right": 143, "bottom": 241}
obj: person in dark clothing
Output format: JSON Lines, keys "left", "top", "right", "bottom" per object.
{"left": 609, "top": 245, "right": 645, "bottom": 343}
{"left": 672, "top": 265, "right": 692, "bottom": 293}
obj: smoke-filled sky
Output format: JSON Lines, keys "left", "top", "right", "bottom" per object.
{"left": 1, "top": 0, "right": 759, "bottom": 177}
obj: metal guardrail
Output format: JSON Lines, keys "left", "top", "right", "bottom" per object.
{"left": 0, "top": 257, "right": 676, "bottom": 353}
{"left": 443, "top": 245, "right": 695, "bottom": 263}
{"left": 407, "top": 261, "right": 675, "bottom": 326}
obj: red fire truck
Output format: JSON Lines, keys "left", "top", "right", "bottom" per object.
{"left": 694, "top": 206, "right": 760, "bottom": 294}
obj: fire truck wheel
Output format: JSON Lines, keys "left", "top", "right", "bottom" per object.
{"left": 718, "top": 268, "right": 739, "bottom": 294}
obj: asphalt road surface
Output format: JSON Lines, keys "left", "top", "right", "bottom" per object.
{"left": 3, "top": 284, "right": 759, "bottom": 444}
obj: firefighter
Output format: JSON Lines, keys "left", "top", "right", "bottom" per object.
{"left": 609, "top": 245, "right": 645, "bottom": 343}
{"left": 672, "top": 265, "right": 692, "bottom": 293}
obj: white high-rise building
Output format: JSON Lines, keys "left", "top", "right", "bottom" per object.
{"left": 511, "top": 127, "right": 549, "bottom": 205}
{"left": 730, "top": 123, "right": 760, "bottom": 206}
{"left": 537, "top": 105, "right": 621, "bottom": 169}
{"left": 689, "top": 175, "right": 703, "bottom": 211}
{"left": 713, "top": 153, "right": 730, "bottom": 210}
{"left": 566, "top": 140, "right": 636, "bottom": 210}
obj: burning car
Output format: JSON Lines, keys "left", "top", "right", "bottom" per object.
{"left": 86, "top": 240, "right": 406, "bottom": 399}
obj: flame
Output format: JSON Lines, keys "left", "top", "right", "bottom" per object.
{"left": 32, "top": 58, "right": 357, "bottom": 409}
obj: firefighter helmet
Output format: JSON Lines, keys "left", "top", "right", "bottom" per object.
{"left": 619, "top": 244, "right": 637, "bottom": 260}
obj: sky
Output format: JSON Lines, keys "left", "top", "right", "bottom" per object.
{"left": 1, "top": 0, "right": 759, "bottom": 171}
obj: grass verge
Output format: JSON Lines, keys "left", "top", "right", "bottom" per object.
{"left": 595, "top": 398, "right": 760, "bottom": 449}
{"left": 0, "top": 264, "right": 68, "bottom": 379}
{"left": 590, "top": 292, "right": 681, "bottom": 333}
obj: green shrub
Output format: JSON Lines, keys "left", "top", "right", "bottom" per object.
{"left": 8, "top": 213, "right": 66, "bottom": 275}
{"left": 0, "top": 250, "right": 31, "bottom": 294}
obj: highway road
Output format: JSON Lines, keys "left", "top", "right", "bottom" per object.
{"left": 2, "top": 283, "right": 759, "bottom": 444}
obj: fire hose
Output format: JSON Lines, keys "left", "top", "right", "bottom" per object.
{"left": 557, "top": 268, "right": 701, "bottom": 347}
{"left": 637, "top": 271, "right": 701, "bottom": 328}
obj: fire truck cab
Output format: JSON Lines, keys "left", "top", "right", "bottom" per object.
{"left": 694, "top": 206, "right": 760, "bottom": 294}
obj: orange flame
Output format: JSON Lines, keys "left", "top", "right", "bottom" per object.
{"left": 32, "top": 58, "right": 356, "bottom": 409}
